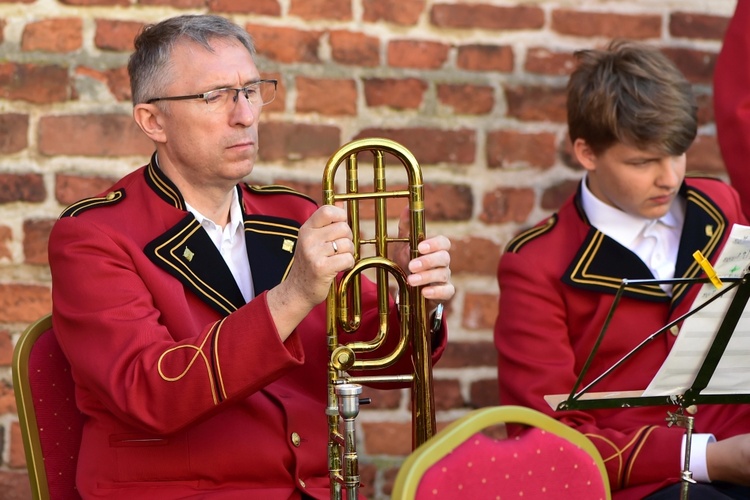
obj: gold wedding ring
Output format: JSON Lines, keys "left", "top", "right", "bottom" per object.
{"left": 332, "top": 240, "right": 338, "bottom": 254}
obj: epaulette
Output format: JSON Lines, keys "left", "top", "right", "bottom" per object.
{"left": 59, "top": 189, "right": 125, "bottom": 218}
{"left": 504, "top": 214, "right": 557, "bottom": 253}
{"left": 246, "top": 184, "right": 317, "bottom": 205}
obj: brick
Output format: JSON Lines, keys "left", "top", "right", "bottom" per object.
{"left": 441, "top": 340, "right": 498, "bottom": 369}
{"left": 449, "top": 237, "right": 501, "bottom": 276}
{"left": 387, "top": 40, "right": 450, "bottom": 70}
{"left": 258, "top": 122, "right": 340, "bottom": 161}
{"left": 55, "top": 174, "right": 118, "bottom": 205}
{"left": 296, "top": 77, "right": 357, "bottom": 116}
{"left": 210, "top": 0, "right": 280, "bottom": 14}
{"left": 330, "top": 30, "right": 380, "bottom": 67}
{"left": 94, "top": 19, "right": 143, "bottom": 51}
{"left": 487, "top": 130, "right": 557, "bottom": 169}
{"left": 380, "top": 465, "right": 400, "bottom": 497}
{"left": 364, "top": 78, "right": 427, "bottom": 110}
{"left": 662, "top": 47, "right": 717, "bottom": 85}
{"left": 0, "top": 226, "right": 11, "bottom": 262}
{"left": 0, "top": 174, "right": 46, "bottom": 204}
{"left": 77, "top": 66, "right": 131, "bottom": 102}
{"left": 480, "top": 187, "right": 535, "bottom": 224}
{"left": 60, "top": 0, "right": 128, "bottom": 5}
{"left": 696, "top": 93, "right": 714, "bottom": 127}
{"left": 21, "top": 18, "right": 82, "bottom": 53}
{"left": 457, "top": 45, "right": 513, "bottom": 72}
{"left": 470, "top": 378, "right": 501, "bottom": 408}
{"left": 359, "top": 463, "right": 377, "bottom": 499}
{"left": 433, "top": 378, "right": 463, "bottom": 411}
{"left": 437, "top": 83, "right": 494, "bottom": 115}
{"left": 140, "top": 0, "right": 204, "bottom": 6}
{"left": 355, "top": 127, "right": 476, "bottom": 165}
{"left": 552, "top": 9, "right": 661, "bottom": 39}
{"left": 38, "top": 114, "right": 153, "bottom": 156}
{"left": 23, "top": 218, "right": 55, "bottom": 265}
{"left": 0, "top": 284, "right": 51, "bottom": 323}
{"left": 462, "top": 292, "right": 498, "bottom": 330}
{"left": 290, "top": 0, "right": 351, "bottom": 20}
{"left": 670, "top": 12, "right": 730, "bottom": 40}
{"left": 359, "top": 387, "right": 402, "bottom": 410}
{"left": 9, "top": 422, "right": 25, "bottom": 468}
{"left": 0, "top": 329, "right": 10, "bottom": 364}
{"left": 0, "top": 114, "right": 29, "bottom": 154}
{"left": 0, "top": 63, "right": 70, "bottom": 104}
{"left": 0, "top": 471, "right": 32, "bottom": 500}
{"left": 362, "top": 421, "right": 411, "bottom": 455}
{"left": 246, "top": 24, "right": 320, "bottom": 63}
{"left": 686, "top": 135, "right": 725, "bottom": 175}
{"left": 505, "top": 85, "right": 568, "bottom": 123}
{"left": 431, "top": 3, "right": 544, "bottom": 30}
{"left": 425, "top": 183, "right": 473, "bottom": 221}
{"left": 363, "top": 0, "right": 425, "bottom": 26}
{"left": 0, "top": 381, "right": 7, "bottom": 412}
{"left": 525, "top": 47, "right": 578, "bottom": 76}
{"left": 541, "top": 179, "right": 579, "bottom": 211}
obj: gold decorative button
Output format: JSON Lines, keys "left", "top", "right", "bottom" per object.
{"left": 291, "top": 432, "right": 301, "bottom": 447}
{"left": 106, "top": 192, "right": 116, "bottom": 200}
{"left": 669, "top": 325, "right": 679, "bottom": 336}
{"left": 299, "top": 479, "right": 306, "bottom": 488}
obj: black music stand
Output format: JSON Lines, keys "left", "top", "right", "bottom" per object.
{"left": 548, "top": 273, "right": 750, "bottom": 499}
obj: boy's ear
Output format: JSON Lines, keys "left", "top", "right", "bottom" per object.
{"left": 572, "top": 138, "right": 598, "bottom": 172}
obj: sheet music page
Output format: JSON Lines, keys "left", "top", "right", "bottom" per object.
{"left": 643, "top": 224, "right": 750, "bottom": 396}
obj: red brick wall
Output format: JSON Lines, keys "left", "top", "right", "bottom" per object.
{"left": 0, "top": 0, "right": 736, "bottom": 498}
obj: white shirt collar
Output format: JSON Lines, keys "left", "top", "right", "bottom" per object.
{"left": 185, "top": 187, "right": 243, "bottom": 241}
{"left": 580, "top": 174, "right": 684, "bottom": 249}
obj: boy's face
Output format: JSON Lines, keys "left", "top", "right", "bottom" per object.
{"left": 573, "top": 139, "right": 686, "bottom": 220}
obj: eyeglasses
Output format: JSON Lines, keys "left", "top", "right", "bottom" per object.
{"left": 146, "top": 79, "right": 277, "bottom": 111}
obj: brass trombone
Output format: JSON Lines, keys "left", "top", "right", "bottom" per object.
{"left": 323, "top": 138, "right": 437, "bottom": 500}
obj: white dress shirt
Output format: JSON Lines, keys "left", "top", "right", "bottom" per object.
{"left": 580, "top": 176, "right": 715, "bottom": 482}
{"left": 185, "top": 188, "right": 254, "bottom": 303}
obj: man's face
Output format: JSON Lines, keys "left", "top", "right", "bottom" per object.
{"left": 150, "top": 38, "right": 262, "bottom": 192}
{"left": 575, "top": 140, "right": 686, "bottom": 220}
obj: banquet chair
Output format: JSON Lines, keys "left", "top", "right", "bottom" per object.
{"left": 13, "top": 313, "right": 84, "bottom": 500}
{"left": 392, "top": 405, "right": 610, "bottom": 500}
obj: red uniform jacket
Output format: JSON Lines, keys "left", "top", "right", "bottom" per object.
{"left": 495, "top": 178, "right": 750, "bottom": 499}
{"left": 715, "top": 1, "right": 750, "bottom": 219}
{"left": 48, "top": 155, "right": 446, "bottom": 499}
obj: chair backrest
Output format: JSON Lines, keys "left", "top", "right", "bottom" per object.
{"left": 13, "top": 313, "right": 84, "bottom": 500}
{"left": 392, "top": 405, "right": 611, "bottom": 500}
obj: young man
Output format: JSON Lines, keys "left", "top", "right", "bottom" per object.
{"left": 495, "top": 40, "right": 750, "bottom": 499}
{"left": 48, "top": 15, "right": 454, "bottom": 499}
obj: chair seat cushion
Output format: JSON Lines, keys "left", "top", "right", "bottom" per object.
{"left": 415, "top": 427, "right": 607, "bottom": 499}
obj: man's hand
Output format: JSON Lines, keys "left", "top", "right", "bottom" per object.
{"left": 392, "top": 206, "right": 455, "bottom": 312}
{"left": 267, "top": 205, "right": 354, "bottom": 339}
{"left": 707, "top": 434, "right": 750, "bottom": 485}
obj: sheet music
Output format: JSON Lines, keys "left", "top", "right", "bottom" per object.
{"left": 643, "top": 224, "right": 750, "bottom": 396}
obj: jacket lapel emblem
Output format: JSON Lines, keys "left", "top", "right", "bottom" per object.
{"left": 145, "top": 215, "right": 246, "bottom": 316}
{"left": 244, "top": 215, "right": 300, "bottom": 295}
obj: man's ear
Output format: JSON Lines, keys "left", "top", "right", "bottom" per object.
{"left": 572, "top": 138, "right": 598, "bottom": 173}
{"left": 133, "top": 104, "right": 167, "bottom": 144}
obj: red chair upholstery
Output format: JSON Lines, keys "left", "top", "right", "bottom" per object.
{"left": 392, "top": 405, "right": 611, "bottom": 500}
{"left": 13, "top": 314, "right": 84, "bottom": 500}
